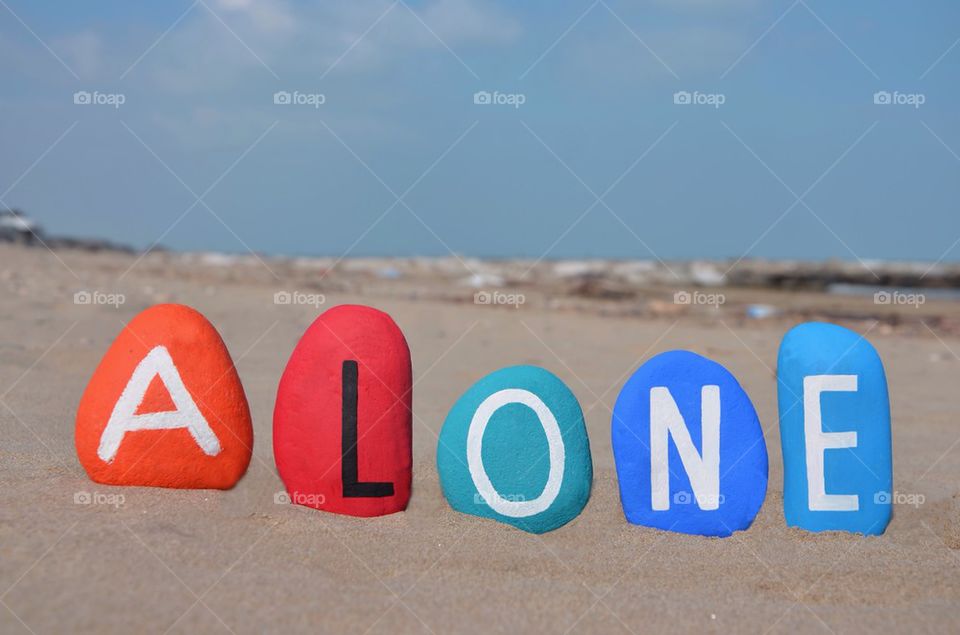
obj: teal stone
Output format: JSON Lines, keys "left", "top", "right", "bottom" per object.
{"left": 778, "top": 322, "right": 892, "bottom": 535}
{"left": 436, "top": 366, "right": 592, "bottom": 534}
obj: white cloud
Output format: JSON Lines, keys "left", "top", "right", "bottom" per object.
{"left": 105, "top": 0, "right": 520, "bottom": 145}
{"left": 54, "top": 31, "right": 104, "bottom": 78}
{"left": 211, "top": 0, "right": 296, "bottom": 35}
{"left": 646, "top": 0, "right": 763, "bottom": 11}
{"left": 132, "top": 0, "right": 520, "bottom": 92}
{"left": 420, "top": 0, "right": 522, "bottom": 45}
{"left": 655, "top": 26, "right": 747, "bottom": 74}
{"left": 568, "top": 24, "right": 746, "bottom": 80}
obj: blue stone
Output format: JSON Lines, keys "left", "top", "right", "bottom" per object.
{"left": 612, "top": 350, "right": 768, "bottom": 537}
{"left": 777, "top": 322, "right": 892, "bottom": 535}
{"left": 436, "top": 366, "right": 592, "bottom": 534}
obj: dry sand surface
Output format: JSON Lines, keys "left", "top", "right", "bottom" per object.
{"left": 1, "top": 244, "right": 959, "bottom": 634}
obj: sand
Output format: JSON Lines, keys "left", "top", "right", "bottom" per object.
{"left": 1, "top": 244, "right": 959, "bottom": 634}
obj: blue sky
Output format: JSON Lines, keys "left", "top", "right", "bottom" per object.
{"left": 1, "top": 0, "right": 958, "bottom": 262}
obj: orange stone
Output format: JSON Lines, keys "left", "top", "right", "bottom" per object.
{"left": 75, "top": 304, "right": 253, "bottom": 489}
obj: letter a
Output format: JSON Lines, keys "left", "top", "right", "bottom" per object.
{"left": 97, "top": 345, "right": 221, "bottom": 463}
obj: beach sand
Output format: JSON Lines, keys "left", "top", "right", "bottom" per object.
{"left": 1, "top": 244, "right": 959, "bottom": 633}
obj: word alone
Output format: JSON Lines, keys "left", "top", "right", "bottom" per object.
{"left": 74, "top": 302, "right": 894, "bottom": 537}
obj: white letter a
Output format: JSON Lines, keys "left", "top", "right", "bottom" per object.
{"left": 97, "top": 346, "right": 221, "bottom": 463}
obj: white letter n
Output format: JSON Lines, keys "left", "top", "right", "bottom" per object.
{"left": 97, "top": 346, "right": 221, "bottom": 463}
{"left": 650, "top": 385, "right": 721, "bottom": 511}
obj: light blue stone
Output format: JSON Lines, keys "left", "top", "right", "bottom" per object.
{"left": 436, "top": 366, "right": 592, "bottom": 534}
{"left": 612, "top": 350, "right": 768, "bottom": 537}
{"left": 777, "top": 322, "right": 892, "bottom": 535}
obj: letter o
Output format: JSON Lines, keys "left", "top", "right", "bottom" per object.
{"left": 466, "top": 388, "right": 565, "bottom": 517}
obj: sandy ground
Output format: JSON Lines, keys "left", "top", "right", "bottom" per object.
{"left": 1, "top": 244, "right": 959, "bottom": 634}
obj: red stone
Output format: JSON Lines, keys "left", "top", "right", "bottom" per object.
{"left": 75, "top": 304, "right": 253, "bottom": 489}
{"left": 273, "top": 305, "right": 412, "bottom": 517}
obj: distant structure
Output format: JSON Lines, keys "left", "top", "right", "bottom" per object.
{"left": 0, "top": 208, "right": 135, "bottom": 253}
{"left": 0, "top": 209, "right": 43, "bottom": 245}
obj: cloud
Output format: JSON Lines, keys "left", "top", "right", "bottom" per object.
{"left": 419, "top": 0, "right": 522, "bottom": 45}
{"left": 211, "top": 0, "right": 296, "bottom": 35}
{"left": 654, "top": 25, "right": 747, "bottom": 75}
{"left": 567, "top": 23, "right": 747, "bottom": 80}
{"left": 130, "top": 0, "right": 520, "bottom": 92}
{"left": 54, "top": 31, "right": 104, "bottom": 78}
{"left": 97, "top": 0, "right": 520, "bottom": 145}
{"left": 646, "top": 0, "right": 763, "bottom": 11}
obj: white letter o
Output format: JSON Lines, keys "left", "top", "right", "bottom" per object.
{"left": 466, "top": 389, "right": 565, "bottom": 517}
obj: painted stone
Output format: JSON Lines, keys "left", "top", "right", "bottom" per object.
{"left": 76, "top": 304, "right": 253, "bottom": 489}
{"left": 612, "top": 350, "right": 767, "bottom": 537}
{"left": 273, "top": 304, "right": 412, "bottom": 517}
{"left": 777, "top": 322, "right": 892, "bottom": 535}
{"left": 436, "top": 366, "right": 592, "bottom": 534}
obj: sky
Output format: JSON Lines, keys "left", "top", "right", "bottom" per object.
{"left": 1, "top": 0, "right": 959, "bottom": 263}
